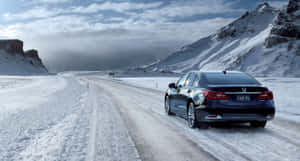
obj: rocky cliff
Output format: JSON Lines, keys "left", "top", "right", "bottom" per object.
{"left": 265, "top": 0, "right": 300, "bottom": 48}
{"left": 0, "top": 39, "right": 48, "bottom": 75}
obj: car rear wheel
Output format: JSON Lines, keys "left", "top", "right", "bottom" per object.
{"left": 165, "top": 96, "right": 172, "bottom": 115}
{"left": 250, "top": 121, "right": 267, "bottom": 128}
{"left": 187, "top": 102, "right": 197, "bottom": 128}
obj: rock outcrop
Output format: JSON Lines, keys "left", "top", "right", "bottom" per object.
{"left": 265, "top": 0, "right": 300, "bottom": 47}
{"left": 0, "top": 39, "right": 48, "bottom": 74}
{"left": 0, "top": 40, "right": 24, "bottom": 55}
{"left": 216, "top": 3, "right": 278, "bottom": 40}
{"left": 24, "top": 49, "right": 43, "bottom": 65}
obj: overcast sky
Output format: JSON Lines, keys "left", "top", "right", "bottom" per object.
{"left": 0, "top": 0, "right": 288, "bottom": 72}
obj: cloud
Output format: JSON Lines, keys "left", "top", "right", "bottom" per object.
{"left": 9, "top": 13, "right": 233, "bottom": 41}
{"left": 1, "top": 0, "right": 240, "bottom": 72}
{"left": 130, "top": 0, "right": 244, "bottom": 21}
{"left": 28, "top": 0, "right": 73, "bottom": 4}
{"left": 17, "top": 15, "right": 234, "bottom": 72}
{"left": 69, "top": 1, "right": 164, "bottom": 14}
{"left": 3, "top": 1, "right": 163, "bottom": 20}
{"left": 25, "top": 28, "right": 186, "bottom": 72}
{"left": 3, "top": 7, "right": 62, "bottom": 20}
{"left": 0, "top": 25, "right": 20, "bottom": 38}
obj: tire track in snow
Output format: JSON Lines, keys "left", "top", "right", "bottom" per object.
{"left": 88, "top": 83, "right": 141, "bottom": 161}
{"left": 86, "top": 87, "right": 98, "bottom": 161}
{"left": 264, "top": 129, "right": 300, "bottom": 147}
{"left": 58, "top": 92, "right": 92, "bottom": 161}
{"left": 96, "top": 80, "right": 218, "bottom": 161}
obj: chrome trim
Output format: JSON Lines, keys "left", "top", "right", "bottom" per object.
{"left": 208, "top": 85, "right": 263, "bottom": 87}
{"left": 224, "top": 92, "right": 262, "bottom": 95}
{"left": 195, "top": 105, "right": 206, "bottom": 109}
{"left": 205, "top": 115, "right": 222, "bottom": 120}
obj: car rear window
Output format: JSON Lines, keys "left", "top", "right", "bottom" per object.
{"left": 203, "top": 72, "right": 260, "bottom": 85}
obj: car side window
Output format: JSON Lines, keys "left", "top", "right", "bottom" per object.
{"left": 186, "top": 73, "right": 196, "bottom": 87}
{"left": 192, "top": 74, "right": 200, "bottom": 87}
{"left": 198, "top": 74, "right": 208, "bottom": 88}
{"left": 184, "top": 73, "right": 192, "bottom": 86}
{"left": 176, "top": 74, "right": 189, "bottom": 87}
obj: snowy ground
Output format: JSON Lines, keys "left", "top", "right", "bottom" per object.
{"left": 0, "top": 74, "right": 299, "bottom": 161}
{"left": 0, "top": 74, "right": 141, "bottom": 161}
{"left": 0, "top": 75, "right": 88, "bottom": 160}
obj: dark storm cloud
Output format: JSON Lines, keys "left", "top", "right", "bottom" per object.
{"left": 27, "top": 29, "right": 186, "bottom": 72}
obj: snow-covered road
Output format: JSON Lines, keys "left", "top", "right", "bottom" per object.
{"left": 0, "top": 74, "right": 299, "bottom": 161}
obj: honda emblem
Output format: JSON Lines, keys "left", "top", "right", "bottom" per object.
{"left": 242, "top": 88, "right": 247, "bottom": 92}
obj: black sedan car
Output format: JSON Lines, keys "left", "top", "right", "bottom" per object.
{"left": 164, "top": 71, "right": 275, "bottom": 128}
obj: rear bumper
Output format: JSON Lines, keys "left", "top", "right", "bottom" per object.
{"left": 195, "top": 108, "right": 275, "bottom": 123}
{"left": 195, "top": 99, "right": 275, "bottom": 122}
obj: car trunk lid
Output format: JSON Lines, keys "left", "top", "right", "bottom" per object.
{"left": 207, "top": 85, "right": 269, "bottom": 106}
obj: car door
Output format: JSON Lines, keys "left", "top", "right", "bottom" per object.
{"left": 171, "top": 74, "right": 189, "bottom": 114}
{"left": 178, "top": 73, "right": 196, "bottom": 117}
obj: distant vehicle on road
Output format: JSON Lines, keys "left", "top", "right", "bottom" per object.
{"left": 164, "top": 71, "right": 275, "bottom": 129}
{"left": 108, "top": 72, "right": 115, "bottom": 77}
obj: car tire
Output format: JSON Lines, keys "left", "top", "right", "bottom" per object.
{"left": 165, "top": 96, "right": 173, "bottom": 115}
{"left": 250, "top": 121, "right": 267, "bottom": 128}
{"left": 187, "top": 102, "right": 198, "bottom": 128}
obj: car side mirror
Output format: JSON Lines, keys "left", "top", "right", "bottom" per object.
{"left": 168, "top": 83, "right": 176, "bottom": 89}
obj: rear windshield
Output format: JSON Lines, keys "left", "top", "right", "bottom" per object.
{"left": 203, "top": 73, "right": 260, "bottom": 85}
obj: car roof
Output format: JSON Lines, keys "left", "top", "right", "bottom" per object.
{"left": 188, "top": 70, "right": 244, "bottom": 75}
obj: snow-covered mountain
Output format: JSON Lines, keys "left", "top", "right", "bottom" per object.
{"left": 143, "top": 0, "right": 300, "bottom": 77}
{"left": 0, "top": 39, "right": 47, "bottom": 75}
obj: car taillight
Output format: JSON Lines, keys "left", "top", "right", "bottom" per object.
{"left": 266, "top": 114, "right": 275, "bottom": 119}
{"left": 204, "top": 90, "right": 229, "bottom": 100}
{"left": 257, "top": 91, "right": 273, "bottom": 100}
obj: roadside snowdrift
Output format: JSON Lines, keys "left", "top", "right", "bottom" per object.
{"left": 144, "top": 0, "right": 300, "bottom": 77}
